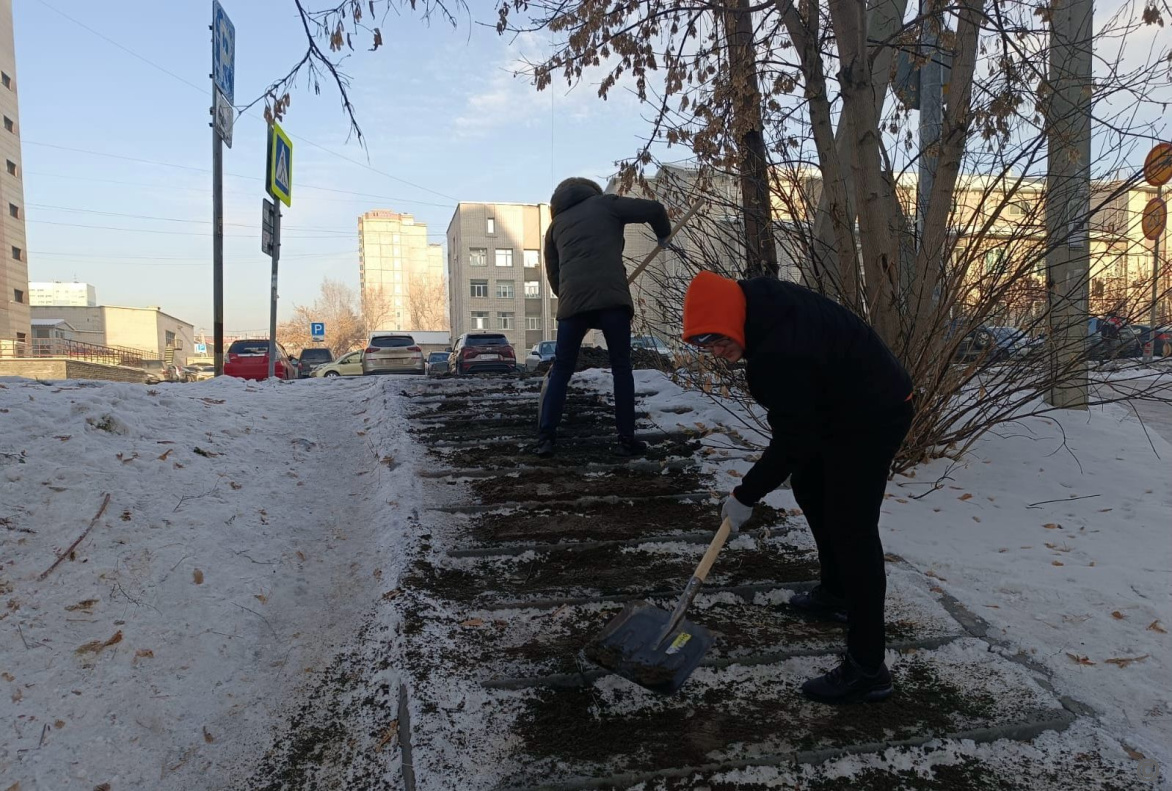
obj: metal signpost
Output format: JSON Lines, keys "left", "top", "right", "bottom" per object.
{"left": 211, "top": 1, "right": 234, "bottom": 377}
{"left": 1141, "top": 142, "right": 1171, "bottom": 362}
{"left": 265, "top": 122, "right": 292, "bottom": 379}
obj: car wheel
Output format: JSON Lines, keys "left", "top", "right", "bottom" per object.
{"left": 325, "top": 371, "right": 340, "bottom": 377}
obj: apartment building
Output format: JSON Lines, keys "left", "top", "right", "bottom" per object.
{"left": 358, "top": 211, "right": 447, "bottom": 332}
{"left": 446, "top": 202, "right": 555, "bottom": 352}
{"left": 29, "top": 281, "right": 97, "bottom": 307}
{"left": 0, "top": 0, "right": 29, "bottom": 355}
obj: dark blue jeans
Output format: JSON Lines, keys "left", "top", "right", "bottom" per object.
{"left": 539, "top": 308, "right": 635, "bottom": 439}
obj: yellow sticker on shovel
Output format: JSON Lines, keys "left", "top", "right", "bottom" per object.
{"left": 665, "top": 632, "right": 692, "bottom": 655}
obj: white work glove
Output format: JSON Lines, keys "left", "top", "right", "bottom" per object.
{"left": 720, "top": 493, "right": 754, "bottom": 533}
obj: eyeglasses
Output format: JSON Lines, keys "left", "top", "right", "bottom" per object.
{"left": 686, "top": 333, "right": 725, "bottom": 346}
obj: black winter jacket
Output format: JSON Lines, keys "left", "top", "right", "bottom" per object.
{"left": 733, "top": 278, "right": 913, "bottom": 505}
{"left": 544, "top": 183, "right": 671, "bottom": 320}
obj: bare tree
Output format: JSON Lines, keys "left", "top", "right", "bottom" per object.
{"left": 405, "top": 272, "right": 449, "bottom": 331}
{"left": 278, "top": 278, "right": 365, "bottom": 357}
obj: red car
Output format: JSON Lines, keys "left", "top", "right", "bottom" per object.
{"left": 224, "top": 339, "right": 298, "bottom": 381}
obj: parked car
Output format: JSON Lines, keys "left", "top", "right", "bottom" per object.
{"left": 425, "top": 351, "right": 451, "bottom": 376}
{"left": 141, "top": 360, "right": 172, "bottom": 384}
{"left": 1155, "top": 325, "right": 1172, "bottom": 357}
{"left": 525, "top": 340, "right": 557, "bottom": 371}
{"left": 449, "top": 333, "right": 517, "bottom": 375}
{"left": 363, "top": 333, "right": 424, "bottom": 375}
{"left": 311, "top": 349, "right": 364, "bottom": 377}
{"left": 1087, "top": 317, "right": 1141, "bottom": 360}
{"left": 224, "top": 339, "right": 298, "bottom": 381}
{"left": 186, "top": 363, "right": 215, "bottom": 381}
{"left": 297, "top": 347, "right": 334, "bottom": 378}
{"left": 631, "top": 335, "right": 673, "bottom": 360}
{"left": 952, "top": 326, "right": 1013, "bottom": 364}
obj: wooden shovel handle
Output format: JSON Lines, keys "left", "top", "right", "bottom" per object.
{"left": 693, "top": 517, "right": 732, "bottom": 583}
{"left": 626, "top": 199, "right": 705, "bottom": 285}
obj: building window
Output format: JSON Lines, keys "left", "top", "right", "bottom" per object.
{"left": 983, "top": 249, "right": 1006, "bottom": 275}
{"left": 486, "top": 217, "right": 495, "bottom": 235}
{"left": 13, "top": 288, "right": 23, "bottom": 303}
{"left": 165, "top": 331, "right": 176, "bottom": 348}
{"left": 524, "top": 280, "right": 540, "bottom": 298}
{"left": 498, "top": 312, "right": 515, "bottom": 330}
{"left": 16, "top": 332, "right": 26, "bottom": 345}
{"left": 494, "top": 248, "right": 513, "bottom": 267}
{"left": 8, "top": 203, "right": 17, "bottom": 218}
{"left": 11, "top": 246, "right": 19, "bottom": 261}
{"left": 5, "top": 160, "right": 15, "bottom": 176}
{"left": 471, "top": 311, "right": 489, "bottom": 330}
{"left": 470, "top": 279, "right": 488, "bottom": 298}
{"left": 469, "top": 247, "right": 487, "bottom": 267}
{"left": 496, "top": 280, "right": 515, "bottom": 299}
{"left": 1092, "top": 280, "right": 1105, "bottom": 297}
{"left": 524, "top": 249, "right": 540, "bottom": 268}
{"left": 526, "top": 316, "right": 541, "bottom": 331}
{"left": 3, "top": 117, "right": 12, "bottom": 133}
{"left": 1008, "top": 202, "right": 1024, "bottom": 217}
{"left": 1, "top": 73, "right": 9, "bottom": 89}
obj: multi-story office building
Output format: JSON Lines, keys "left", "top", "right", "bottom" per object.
{"left": 29, "top": 281, "right": 98, "bottom": 307}
{"left": 358, "top": 211, "right": 447, "bottom": 332}
{"left": 446, "top": 202, "right": 555, "bottom": 352}
{"left": 0, "top": 0, "right": 29, "bottom": 355}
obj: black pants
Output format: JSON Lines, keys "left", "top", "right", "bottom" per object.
{"left": 539, "top": 307, "right": 635, "bottom": 439}
{"left": 789, "top": 400, "right": 914, "bottom": 671}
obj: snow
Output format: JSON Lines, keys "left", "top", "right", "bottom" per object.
{"left": 0, "top": 376, "right": 419, "bottom": 789}
{"left": 1, "top": 366, "right": 1169, "bottom": 787}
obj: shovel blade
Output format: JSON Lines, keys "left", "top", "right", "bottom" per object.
{"left": 583, "top": 600, "right": 713, "bottom": 695}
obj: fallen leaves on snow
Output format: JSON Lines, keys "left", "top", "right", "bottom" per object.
{"left": 1111, "top": 611, "right": 1126, "bottom": 620}
{"left": 459, "top": 618, "right": 484, "bottom": 628}
{"left": 192, "top": 569, "right": 204, "bottom": 585}
{"left": 158, "top": 449, "right": 173, "bottom": 461}
{"left": 376, "top": 720, "right": 400, "bottom": 751}
{"left": 75, "top": 630, "right": 122, "bottom": 655}
{"left": 1148, "top": 620, "right": 1167, "bottom": 633}
{"left": 64, "top": 599, "right": 98, "bottom": 612}
{"left": 1051, "top": 560, "right": 1064, "bottom": 566}
{"left": 1104, "top": 655, "right": 1149, "bottom": 668}
{"left": 1043, "top": 523, "right": 1062, "bottom": 530}
{"left": 1066, "top": 653, "right": 1095, "bottom": 666}
{"left": 958, "top": 493, "right": 973, "bottom": 501}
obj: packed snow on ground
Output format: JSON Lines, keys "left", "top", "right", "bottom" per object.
{"left": 0, "top": 375, "right": 420, "bottom": 790}
{"left": 2, "top": 367, "right": 1169, "bottom": 788}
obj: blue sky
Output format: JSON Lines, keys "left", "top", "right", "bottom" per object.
{"left": 14, "top": 1, "right": 650, "bottom": 334}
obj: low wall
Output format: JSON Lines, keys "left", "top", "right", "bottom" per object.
{"left": 0, "top": 359, "right": 147, "bottom": 383}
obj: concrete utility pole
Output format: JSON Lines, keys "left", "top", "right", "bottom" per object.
{"left": 1044, "top": 0, "right": 1092, "bottom": 409}
{"left": 213, "top": 132, "right": 224, "bottom": 377}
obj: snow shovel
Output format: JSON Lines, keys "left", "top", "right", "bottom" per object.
{"left": 583, "top": 516, "right": 733, "bottom": 694}
{"left": 536, "top": 199, "right": 705, "bottom": 429}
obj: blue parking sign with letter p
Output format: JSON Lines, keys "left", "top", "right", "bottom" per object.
{"left": 311, "top": 322, "right": 325, "bottom": 339}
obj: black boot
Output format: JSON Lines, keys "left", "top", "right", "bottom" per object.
{"left": 614, "top": 436, "right": 647, "bottom": 457}
{"left": 788, "top": 584, "right": 849, "bottom": 624}
{"left": 801, "top": 654, "right": 893, "bottom": 704}
{"left": 535, "top": 433, "right": 556, "bottom": 458}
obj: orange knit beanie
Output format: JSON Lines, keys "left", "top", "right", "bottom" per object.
{"left": 681, "top": 271, "right": 747, "bottom": 349}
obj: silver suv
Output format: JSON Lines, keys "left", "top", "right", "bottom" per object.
{"left": 362, "top": 333, "right": 424, "bottom": 375}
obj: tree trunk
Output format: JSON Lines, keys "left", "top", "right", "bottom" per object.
{"left": 724, "top": 0, "right": 778, "bottom": 278}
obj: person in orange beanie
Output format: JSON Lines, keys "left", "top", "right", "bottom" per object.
{"left": 682, "top": 270, "right": 914, "bottom": 705}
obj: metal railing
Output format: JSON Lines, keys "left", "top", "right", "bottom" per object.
{"left": 0, "top": 338, "right": 145, "bottom": 367}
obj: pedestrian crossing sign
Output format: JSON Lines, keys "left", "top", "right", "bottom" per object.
{"left": 266, "top": 122, "right": 293, "bottom": 207}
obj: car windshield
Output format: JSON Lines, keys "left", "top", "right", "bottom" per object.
{"left": 229, "top": 341, "right": 269, "bottom": 356}
{"left": 539, "top": 342, "right": 556, "bottom": 354}
{"left": 300, "top": 349, "right": 332, "bottom": 362}
{"left": 467, "top": 334, "right": 509, "bottom": 346}
{"left": 370, "top": 336, "right": 414, "bottom": 348}
{"left": 988, "top": 327, "right": 1023, "bottom": 344}
{"left": 428, "top": 352, "right": 448, "bottom": 362}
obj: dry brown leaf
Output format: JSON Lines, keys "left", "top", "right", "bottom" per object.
{"left": 1043, "top": 523, "right": 1061, "bottom": 530}
{"left": 929, "top": 586, "right": 944, "bottom": 593}
{"left": 1066, "top": 652, "right": 1096, "bottom": 666}
{"left": 157, "top": 448, "right": 173, "bottom": 461}
{"left": 1147, "top": 620, "right": 1167, "bottom": 633}
{"left": 726, "top": 470, "right": 742, "bottom": 478}
{"left": 203, "top": 726, "right": 214, "bottom": 743}
{"left": 1125, "top": 746, "right": 1147, "bottom": 760}
{"left": 5, "top": 781, "right": 18, "bottom": 791}
{"left": 53, "top": 720, "right": 65, "bottom": 729}
{"left": 192, "top": 569, "right": 204, "bottom": 585}
{"left": 459, "top": 618, "right": 484, "bottom": 628}
{"left": 381, "top": 588, "right": 402, "bottom": 601}
{"left": 925, "top": 569, "right": 947, "bottom": 581}
{"left": 1052, "top": 560, "right": 1064, "bottom": 566}
{"left": 1111, "top": 610, "right": 1126, "bottom": 620}
{"left": 896, "top": 498, "right": 908, "bottom": 504}
{"left": 1104, "top": 655, "right": 1149, "bottom": 668}
{"left": 958, "top": 493, "right": 972, "bottom": 501}
{"left": 254, "top": 594, "right": 267, "bottom": 604}
{"left": 229, "top": 481, "right": 242, "bottom": 490}
{"left": 11, "top": 687, "right": 21, "bottom": 703}
{"left": 134, "top": 649, "right": 154, "bottom": 660}
{"left": 1, "top": 672, "right": 12, "bottom": 682}
{"left": 65, "top": 599, "right": 99, "bottom": 612}
{"left": 377, "top": 720, "right": 400, "bottom": 751}
{"left": 296, "top": 550, "right": 306, "bottom": 562}
{"left": 75, "top": 630, "right": 123, "bottom": 655}
{"left": 972, "top": 516, "right": 981, "bottom": 523}
{"left": 94, "top": 784, "right": 111, "bottom": 791}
